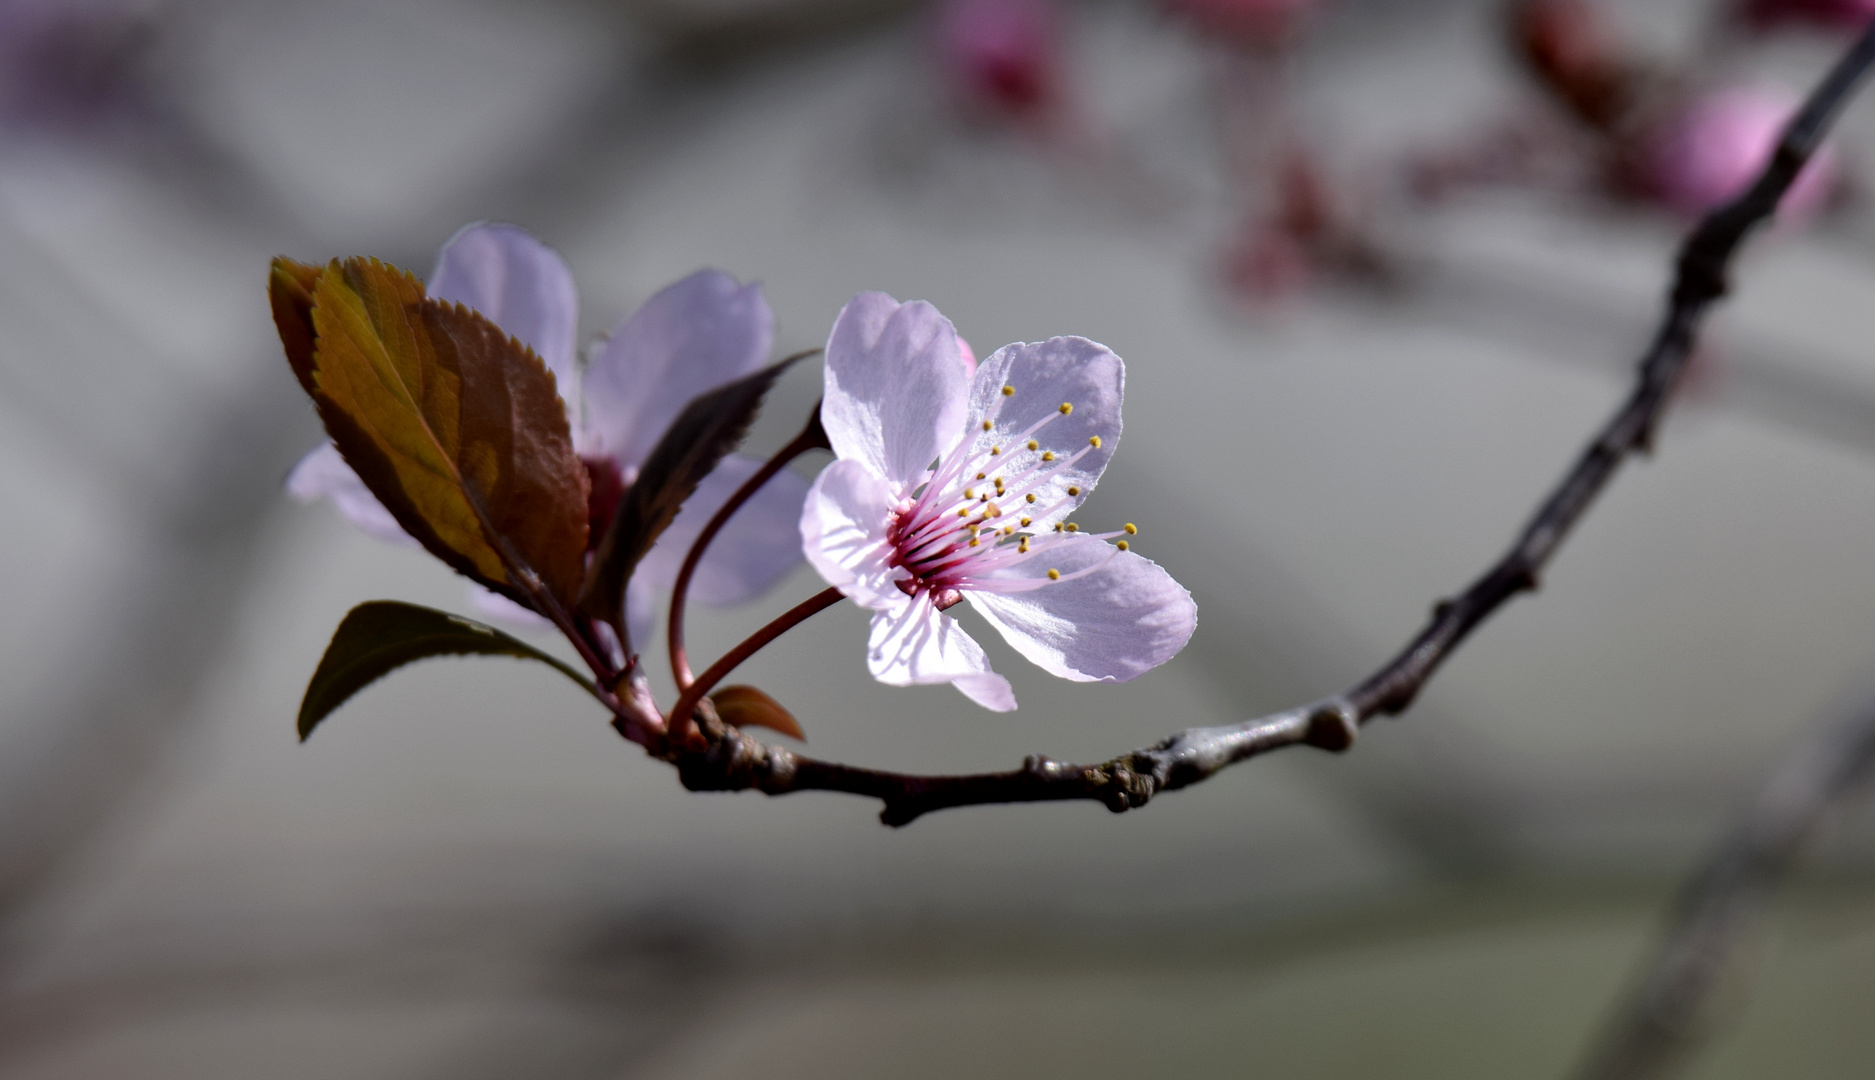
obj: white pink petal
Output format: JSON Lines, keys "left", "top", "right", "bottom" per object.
{"left": 429, "top": 223, "right": 581, "bottom": 411}
{"left": 821, "top": 293, "right": 973, "bottom": 489}
{"left": 866, "top": 594, "right": 1016, "bottom": 711}
{"left": 970, "top": 536, "right": 1196, "bottom": 683}
{"left": 583, "top": 270, "right": 775, "bottom": 474}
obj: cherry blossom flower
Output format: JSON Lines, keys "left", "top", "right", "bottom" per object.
{"left": 800, "top": 293, "right": 1196, "bottom": 711}
{"left": 1638, "top": 86, "right": 1838, "bottom": 219}
{"left": 288, "top": 223, "right": 809, "bottom": 649}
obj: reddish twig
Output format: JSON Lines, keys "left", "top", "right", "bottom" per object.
{"left": 668, "top": 406, "right": 828, "bottom": 688}
{"left": 666, "top": 586, "right": 845, "bottom": 746}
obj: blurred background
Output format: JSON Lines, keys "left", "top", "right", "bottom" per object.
{"left": 3, "top": 0, "right": 1875, "bottom": 1075}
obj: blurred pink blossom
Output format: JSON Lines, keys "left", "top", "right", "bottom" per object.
{"left": 1162, "top": 0, "right": 1318, "bottom": 49}
{"left": 936, "top": 0, "right": 1060, "bottom": 115}
{"left": 1511, "top": 0, "right": 1637, "bottom": 130}
{"left": 1736, "top": 0, "right": 1875, "bottom": 33}
{"left": 0, "top": 0, "right": 155, "bottom": 130}
{"left": 1639, "top": 86, "right": 1838, "bottom": 219}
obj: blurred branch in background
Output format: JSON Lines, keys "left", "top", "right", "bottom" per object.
{"left": 0, "top": 216, "right": 312, "bottom": 936}
{"left": 1418, "top": 245, "right": 1875, "bottom": 464}
{"left": 667, "top": 19, "right": 1875, "bottom": 825}
{"left": 1574, "top": 679, "right": 1875, "bottom": 1080}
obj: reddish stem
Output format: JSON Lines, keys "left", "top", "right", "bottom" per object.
{"left": 669, "top": 410, "right": 828, "bottom": 688}
{"left": 668, "top": 586, "right": 844, "bottom": 745}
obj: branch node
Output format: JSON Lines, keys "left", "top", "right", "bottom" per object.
{"left": 1305, "top": 701, "right": 1359, "bottom": 752}
{"left": 1092, "top": 757, "right": 1156, "bottom": 811}
{"left": 672, "top": 699, "right": 793, "bottom": 794}
{"left": 878, "top": 800, "right": 921, "bottom": 828}
{"left": 1022, "top": 754, "right": 1072, "bottom": 780}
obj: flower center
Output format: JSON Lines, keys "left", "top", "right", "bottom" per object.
{"left": 882, "top": 389, "right": 1133, "bottom": 609}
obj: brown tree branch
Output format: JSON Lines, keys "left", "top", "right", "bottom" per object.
{"left": 1573, "top": 684, "right": 1875, "bottom": 1080}
{"left": 657, "top": 22, "right": 1875, "bottom": 826}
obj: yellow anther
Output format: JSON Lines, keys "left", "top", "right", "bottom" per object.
{"left": 1025, "top": 493, "right": 1036, "bottom": 504}
{"left": 976, "top": 472, "right": 986, "bottom": 480}
{"left": 1089, "top": 435, "right": 1102, "bottom": 448}
{"left": 1053, "top": 523, "right": 1062, "bottom": 532}
{"left": 1042, "top": 451, "right": 1055, "bottom": 462}
{"left": 1117, "top": 540, "right": 1130, "bottom": 551}
{"left": 1026, "top": 440, "right": 1039, "bottom": 451}
{"left": 1059, "top": 403, "right": 1073, "bottom": 415}
{"left": 982, "top": 420, "right": 993, "bottom": 431}
{"left": 1002, "top": 384, "right": 1015, "bottom": 396}
{"left": 964, "top": 488, "right": 975, "bottom": 499}
{"left": 1047, "top": 568, "right": 1061, "bottom": 580}
{"left": 990, "top": 446, "right": 1001, "bottom": 456}
{"left": 1066, "top": 486, "right": 1080, "bottom": 497}
{"left": 1019, "top": 538, "right": 1030, "bottom": 553}
{"left": 958, "top": 508, "right": 969, "bottom": 517}
{"left": 1124, "top": 523, "right": 1137, "bottom": 534}
{"left": 1065, "top": 523, "right": 1079, "bottom": 532}
{"left": 1019, "top": 516, "right": 1031, "bottom": 526}
{"left": 969, "top": 538, "right": 980, "bottom": 547}
{"left": 994, "top": 477, "right": 1005, "bottom": 490}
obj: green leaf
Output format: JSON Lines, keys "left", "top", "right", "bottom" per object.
{"left": 281, "top": 257, "right": 590, "bottom": 611}
{"left": 579, "top": 350, "right": 816, "bottom": 636}
{"left": 298, "top": 601, "right": 598, "bottom": 741}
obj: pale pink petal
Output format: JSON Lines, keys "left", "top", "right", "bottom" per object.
{"left": 583, "top": 270, "right": 774, "bottom": 475}
{"left": 800, "top": 457, "right": 904, "bottom": 609}
{"left": 624, "top": 575, "right": 655, "bottom": 653}
{"left": 967, "top": 336, "right": 1122, "bottom": 529}
{"left": 956, "top": 333, "right": 978, "bottom": 374}
{"left": 636, "top": 453, "right": 811, "bottom": 605}
{"left": 429, "top": 223, "right": 580, "bottom": 401}
{"left": 867, "top": 593, "right": 1017, "bottom": 710}
{"left": 821, "top": 292, "right": 972, "bottom": 489}
{"left": 969, "top": 536, "right": 1195, "bottom": 683}
{"left": 285, "top": 442, "right": 415, "bottom": 546}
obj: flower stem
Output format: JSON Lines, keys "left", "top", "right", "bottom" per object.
{"left": 453, "top": 476, "right": 667, "bottom": 742}
{"left": 668, "top": 586, "right": 844, "bottom": 745}
{"left": 668, "top": 406, "right": 829, "bottom": 687}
